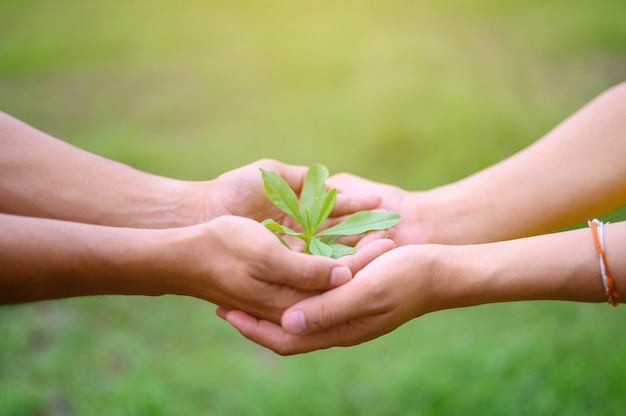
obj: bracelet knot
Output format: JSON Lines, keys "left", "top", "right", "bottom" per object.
{"left": 588, "top": 219, "right": 620, "bottom": 307}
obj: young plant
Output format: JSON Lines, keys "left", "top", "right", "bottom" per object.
{"left": 260, "top": 163, "right": 400, "bottom": 258}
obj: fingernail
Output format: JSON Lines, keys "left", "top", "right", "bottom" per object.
{"left": 283, "top": 310, "right": 307, "bottom": 334}
{"left": 330, "top": 266, "right": 351, "bottom": 287}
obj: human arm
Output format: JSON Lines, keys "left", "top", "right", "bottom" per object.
{"left": 0, "top": 213, "right": 394, "bottom": 322}
{"left": 219, "top": 221, "right": 625, "bottom": 354}
{"left": 0, "top": 111, "right": 380, "bottom": 228}
{"left": 0, "top": 111, "right": 200, "bottom": 228}
{"left": 328, "top": 81, "right": 626, "bottom": 245}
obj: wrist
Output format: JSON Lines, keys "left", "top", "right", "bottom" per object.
{"left": 92, "top": 224, "right": 215, "bottom": 299}
{"left": 0, "top": 216, "right": 177, "bottom": 303}
{"left": 125, "top": 178, "right": 210, "bottom": 228}
{"left": 420, "top": 242, "right": 525, "bottom": 315}
{"left": 409, "top": 186, "right": 470, "bottom": 245}
{"left": 416, "top": 182, "right": 502, "bottom": 245}
{"left": 72, "top": 226, "right": 179, "bottom": 298}
{"left": 137, "top": 221, "right": 238, "bottom": 301}
{"left": 411, "top": 244, "right": 476, "bottom": 314}
{"left": 430, "top": 229, "right": 606, "bottom": 313}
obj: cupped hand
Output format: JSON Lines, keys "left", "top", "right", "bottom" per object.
{"left": 204, "top": 159, "right": 382, "bottom": 226}
{"left": 176, "top": 215, "right": 395, "bottom": 324}
{"left": 217, "top": 245, "right": 442, "bottom": 355}
{"left": 327, "top": 173, "right": 425, "bottom": 245}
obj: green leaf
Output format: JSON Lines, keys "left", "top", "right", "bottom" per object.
{"left": 317, "top": 211, "right": 401, "bottom": 237}
{"left": 319, "top": 234, "right": 340, "bottom": 245}
{"left": 329, "top": 244, "right": 356, "bottom": 259}
{"left": 304, "top": 208, "right": 312, "bottom": 235}
{"left": 261, "top": 164, "right": 400, "bottom": 258}
{"left": 300, "top": 163, "right": 329, "bottom": 214}
{"left": 308, "top": 238, "right": 333, "bottom": 257}
{"left": 260, "top": 168, "right": 305, "bottom": 227}
{"left": 300, "top": 163, "right": 329, "bottom": 232}
{"left": 261, "top": 219, "right": 305, "bottom": 240}
{"left": 273, "top": 233, "right": 292, "bottom": 250}
{"left": 312, "top": 188, "right": 336, "bottom": 232}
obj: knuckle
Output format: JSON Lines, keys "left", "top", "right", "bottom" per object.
{"left": 296, "top": 260, "right": 326, "bottom": 290}
{"left": 330, "top": 172, "right": 353, "bottom": 183}
{"left": 359, "top": 278, "right": 388, "bottom": 311}
{"left": 256, "top": 158, "right": 280, "bottom": 168}
{"left": 274, "top": 345, "right": 296, "bottom": 356}
{"left": 309, "top": 302, "right": 336, "bottom": 331}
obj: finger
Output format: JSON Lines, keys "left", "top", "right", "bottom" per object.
{"left": 327, "top": 172, "right": 365, "bottom": 191}
{"left": 264, "top": 249, "right": 353, "bottom": 290}
{"left": 357, "top": 228, "right": 397, "bottom": 246}
{"left": 332, "top": 192, "right": 381, "bottom": 217}
{"left": 264, "top": 230, "right": 395, "bottom": 291}
{"left": 334, "top": 228, "right": 397, "bottom": 248}
{"left": 281, "top": 276, "right": 382, "bottom": 335}
{"left": 256, "top": 159, "right": 308, "bottom": 194}
{"left": 224, "top": 311, "right": 295, "bottom": 354}
{"left": 215, "top": 306, "right": 229, "bottom": 320}
{"left": 224, "top": 310, "right": 340, "bottom": 355}
{"left": 339, "top": 237, "right": 396, "bottom": 274}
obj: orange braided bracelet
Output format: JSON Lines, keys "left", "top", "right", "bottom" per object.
{"left": 588, "top": 219, "right": 620, "bottom": 307}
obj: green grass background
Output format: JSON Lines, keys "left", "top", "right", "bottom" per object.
{"left": 1, "top": 0, "right": 625, "bottom": 414}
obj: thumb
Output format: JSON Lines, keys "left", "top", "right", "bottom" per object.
{"left": 332, "top": 193, "right": 382, "bottom": 217}
{"left": 264, "top": 249, "right": 353, "bottom": 291}
{"left": 281, "top": 278, "right": 372, "bottom": 335}
{"left": 264, "top": 236, "right": 394, "bottom": 291}
{"left": 260, "top": 160, "right": 307, "bottom": 194}
{"left": 339, "top": 237, "right": 395, "bottom": 274}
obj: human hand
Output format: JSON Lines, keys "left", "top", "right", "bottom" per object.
{"left": 165, "top": 215, "right": 395, "bottom": 324}
{"left": 217, "top": 245, "right": 442, "bottom": 354}
{"left": 203, "top": 159, "right": 383, "bottom": 226}
{"left": 327, "top": 173, "right": 425, "bottom": 245}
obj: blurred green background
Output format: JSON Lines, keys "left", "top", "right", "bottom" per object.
{"left": 1, "top": 0, "right": 625, "bottom": 414}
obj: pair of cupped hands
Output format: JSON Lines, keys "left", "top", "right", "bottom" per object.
{"left": 189, "top": 159, "right": 428, "bottom": 355}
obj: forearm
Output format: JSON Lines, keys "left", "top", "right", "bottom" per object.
{"left": 0, "top": 112, "right": 206, "bottom": 228}
{"left": 419, "top": 82, "right": 626, "bottom": 244}
{"left": 430, "top": 221, "right": 626, "bottom": 313}
{"left": 0, "top": 213, "right": 167, "bottom": 303}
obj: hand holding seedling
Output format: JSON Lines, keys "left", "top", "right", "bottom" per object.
{"left": 326, "top": 172, "right": 425, "bottom": 246}
{"left": 0, "top": 113, "right": 391, "bottom": 315}
{"left": 260, "top": 163, "right": 401, "bottom": 258}
{"left": 203, "top": 159, "right": 382, "bottom": 226}
{"left": 218, "top": 246, "right": 436, "bottom": 354}
{"left": 164, "top": 215, "right": 393, "bottom": 323}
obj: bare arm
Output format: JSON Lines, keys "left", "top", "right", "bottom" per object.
{"left": 219, "top": 221, "right": 625, "bottom": 354}
{"left": 421, "top": 82, "right": 626, "bottom": 243}
{"left": 0, "top": 111, "right": 380, "bottom": 228}
{"left": 0, "top": 213, "right": 394, "bottom": 321}
{"left": 329, "top": 82, "right": 626, "bottom": 245}
{"left": 216, "top": 82, "right": 626, "bottom": 353}
{"left": 0, "top": 111, "right": 201, "bottom": 228}
{"left": 0, "top": 113, "right": 387, "bottom": 312}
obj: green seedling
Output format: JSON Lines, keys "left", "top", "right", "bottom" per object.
{"left": 260, "top": 163, "right": 401, "bottom": 258}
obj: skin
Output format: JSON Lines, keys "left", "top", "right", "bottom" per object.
{"left": 0, "top": 111, "right": 390, "bottom": 321}
{"left": 327, "top": 81, "right": 626, "bottom": 245}
{"left": 0, "top": 111, "right": 381, "bottom": 229}
{"left": 218, "top": 82, "right": 626, "bottom": 354}
{"left": 218, "top": 221, "right": 625, "bottom": 355}
{"left": 0, "top": 213, "right": 394, "bottom": 322}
